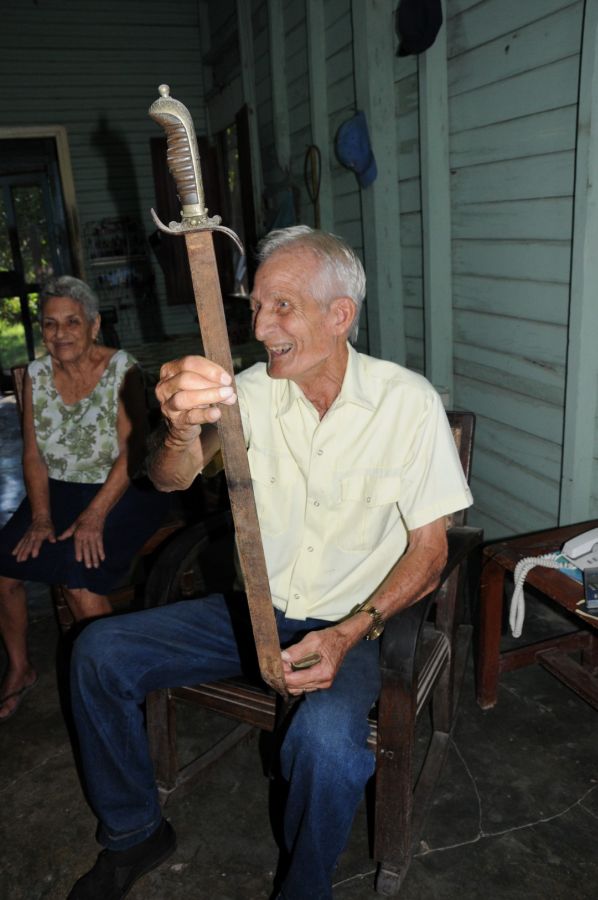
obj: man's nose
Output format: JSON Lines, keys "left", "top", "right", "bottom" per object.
{"left": 253, "top": 307, "right": 275, "bottom": 340}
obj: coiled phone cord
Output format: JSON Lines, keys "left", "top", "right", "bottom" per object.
{"left": 509, "top": 553, "right": 577, "bottom": 638}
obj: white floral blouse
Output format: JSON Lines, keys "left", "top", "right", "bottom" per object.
{"left": 28, "top": 350, "right": 138, "bottom": 483}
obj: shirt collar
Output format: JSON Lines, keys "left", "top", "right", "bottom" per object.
{"left": 275, "top": 343, "right": 376, "bottom": 418}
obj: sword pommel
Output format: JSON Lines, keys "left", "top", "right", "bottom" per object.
{"left": 149, "top": 84, "right": 218, "bottom": 227}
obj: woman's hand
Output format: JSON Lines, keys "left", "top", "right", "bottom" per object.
{"left": 58, "top": 509, "right": 107, "bottom": 569}
{"left": 155, "top": 356, "right": 237, "bottom": 447}
{"left": 12, "top": 517, "right": 56, "bottom": 562}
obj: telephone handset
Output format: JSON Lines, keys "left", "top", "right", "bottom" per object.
{"left": 561, "top": 528, "right": 598, "bottom": 570}
{"left": 509, "top": 528, "right": 598, "bottom": 638}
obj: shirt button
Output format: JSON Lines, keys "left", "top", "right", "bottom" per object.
{"left": 366, "top": 497, "right": 371, "bottom": 503}
{"left": 294, "top": 593, "right": 300, "bottom": 600}
{"left": 270, "top": 477, "right": 276, "bottom": 483}
{"left": 316, "top": 449, "right": 324, "bottom": 456}
{"left": 307, "top": 546, "right": 314, "bottom": 552}
{"left": 314, "top": 500, "right": 320, "bottom": 507}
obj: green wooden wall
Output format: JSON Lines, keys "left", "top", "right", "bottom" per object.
{"left": 1, "top": 0, "right": 595, "bottom": 541}
{"left": 0, "top": 0, "right": 207, "bottom": 345}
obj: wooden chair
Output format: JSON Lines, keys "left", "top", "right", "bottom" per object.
{"left": 144, "top": 412, "right": 482, "bottom": 895}
{"left": 9, "top": 364, "right": 184, "bottom": 631}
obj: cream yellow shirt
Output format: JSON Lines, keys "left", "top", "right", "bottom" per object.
{"left": 235, "top": 345, "right": 473, "bottom": 621}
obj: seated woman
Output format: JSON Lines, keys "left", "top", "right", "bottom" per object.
{"left": 0, "top": 276, "right": 170, "bottom": 721}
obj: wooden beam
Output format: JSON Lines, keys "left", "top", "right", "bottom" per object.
{"left": 267, "top": 0, "right": 290, "bottom": 174}
{"left": 419, "top": 0, "right": 453, "bottom": 401}
{"left": 560, "top": 0, "right": 598, "bottom": 523}
{"left": 306, "top": 0, "right": 334, "bottom": 231}
{"left": 351, "top": 0, "right": 405, "bottom": 364}
{"left": 236, "top": 0, "right": 264, "bottom": 233}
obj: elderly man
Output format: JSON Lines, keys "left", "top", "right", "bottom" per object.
{"left": 67, "top": 226, "right": 472, "bottom": 900}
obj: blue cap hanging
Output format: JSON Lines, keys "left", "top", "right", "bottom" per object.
{"left": 334, "top": 111, "right": 377, "bottom": 188}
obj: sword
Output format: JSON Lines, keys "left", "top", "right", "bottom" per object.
{"left": 148, "top": 84, "right": 288, "bottom": 698}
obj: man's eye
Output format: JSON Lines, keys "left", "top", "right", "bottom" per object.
{"left": 277, "top": 300, "right": 289, "bottom": 309}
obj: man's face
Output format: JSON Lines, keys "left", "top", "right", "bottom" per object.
{"left": 250, "top": 249, "right": 343, "bottom": 385}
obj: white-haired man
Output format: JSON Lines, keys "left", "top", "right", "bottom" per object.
{"left": 67, "top": 226, "right": 472, "bottom": 900}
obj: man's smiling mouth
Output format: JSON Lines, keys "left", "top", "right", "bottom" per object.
{"left": 267, "top": 344, "right": 293, "bottom": 357}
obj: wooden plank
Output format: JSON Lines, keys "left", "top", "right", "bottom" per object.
{"left": 306, "top": 0, "right": 334, "bottom": 230}
{"left": 450, "top": 56, "right": 581, "bottom": 133}
{"left": 420, "top": 0, "right": 453, "bottom": 400}
{"left": 453, "top": 240, "right": 572, "bottom": 285}
{"left": 267, "top": 0, "right": 291, "bottom": 174}
{"left": 452, "top": 197, "right": 574, "bottom": 243}
{"left": 454, "top": 376, "right": 563, "bottom": 444}
{"left": 451, "top": 152, "right": 575, "bottom": 203}
{"left": 449, "top": 3, "right": 583, "bottom": 96}
{"left": 453, "top": 350, "right": 565, "bottom": 408}
{"left": 560, "top": 0, "right": 598, "bottom": 524}
{"left": 448, "top": 0, "right": 582, "bottom": 56}
{"left": 453, "top": 275, "right": 569, "bottom": 325}
{"left": 454, "top": 309, "right": 566, "bottom": 369}
{"left": 351, "top": 0, "right": 405, "bottom": 363}
{"left": 473, "top": 416, "right": 563, "bottom": 483}
{"left": 237, "top": 0, "right": 265, "bottom": 233}
{"left": 468, "top": 477, "right": 558, "bottom": 537}
{"left": 450, "top": 107, "right": 577, "bottom": 169}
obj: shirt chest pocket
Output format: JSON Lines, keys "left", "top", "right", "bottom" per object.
{"left": 248, "top": 447, "right": 297, "bottom": 537}
{"left": 338, "top": 474, "right": 402, "bottom": 552}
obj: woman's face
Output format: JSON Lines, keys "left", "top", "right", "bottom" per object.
{"left": 41, "top": 295, "right": 100, "bottom": 364}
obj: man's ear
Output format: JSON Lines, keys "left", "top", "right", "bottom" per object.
{"left": 330, "top": 296, "right": 357, "bottom": 336}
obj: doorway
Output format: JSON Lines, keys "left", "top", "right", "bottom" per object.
{"left": 0, "top": 135, "right": 75, "bottom": 383}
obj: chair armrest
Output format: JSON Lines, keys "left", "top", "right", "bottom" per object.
{"left": 143, "top": 512, "right": 232, "bottom": 609}
{"left": 380, "top": 525, "right": 483, "bottom": 682}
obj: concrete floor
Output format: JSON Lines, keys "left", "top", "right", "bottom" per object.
{"left": 1, "top": 392, "right": 597, "bottom": 900}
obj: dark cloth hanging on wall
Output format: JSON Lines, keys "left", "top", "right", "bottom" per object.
{"left": 395, "top": 0, "right": 443, "bottom": 56}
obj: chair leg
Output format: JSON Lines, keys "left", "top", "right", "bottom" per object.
{"left": 52, "top": 584, "right": 75, "bottom": 633}
{"left": 373, "top": 678, "right": 416, "bottom": 894}
{"left": 146, "top": 688, "right": 179, "bottom": 793}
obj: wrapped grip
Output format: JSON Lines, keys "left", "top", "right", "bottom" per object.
{"left": 149, "top": 84, "right": 209, "bottom": 224}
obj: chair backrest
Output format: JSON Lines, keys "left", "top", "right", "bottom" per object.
{"left": 10, "top": 364, "right": 27, "bottom": 430}
{"left": 446, "top": 411, "right": 475, "bottom": 528}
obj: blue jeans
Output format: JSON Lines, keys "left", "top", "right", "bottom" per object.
{"left": 71, "top": 594, "right": 381, "bottom": 900}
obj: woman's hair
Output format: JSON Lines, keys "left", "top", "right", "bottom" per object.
{"left": 256, "top": 226, "right": 366, "bottom": 343}
{"left": 39, "top": 276, "right": 100, "bottom": 323}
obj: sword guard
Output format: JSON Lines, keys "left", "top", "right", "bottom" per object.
{"left": 150, "top": 208, "right": 245, "bottom": 255}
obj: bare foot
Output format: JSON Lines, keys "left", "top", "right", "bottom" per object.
{"left": 0, "top": 668, "right": 38, "bottom": 721}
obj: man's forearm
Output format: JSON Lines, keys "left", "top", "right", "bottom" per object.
{"left": 147, "top": 421, "right": 219, "bottom": 492}
{"left": 334, "top": 518, "right": 448, "bottom": 648}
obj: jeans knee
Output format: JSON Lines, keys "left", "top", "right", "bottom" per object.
{"left": 71, "top": 618, "right": 121, "bottom": 685}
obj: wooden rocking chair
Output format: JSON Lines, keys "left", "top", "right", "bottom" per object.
{"left": 144, "top": 411, "right": 482, "bottom": 895}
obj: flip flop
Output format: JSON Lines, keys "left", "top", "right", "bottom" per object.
{"left": 0, "top": 675, "right": 39, "bottom": 723}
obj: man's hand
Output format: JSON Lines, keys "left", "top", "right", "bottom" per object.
{"left": 58, "top": 509, "right": 107, "bottom": 569}
{"left": 156, "top": 355, "right": 237, "bottom": 446}
{"left": 12, "top": 516, "right": 56, "bottom": 562}
{"left": 281, "top": 627, "right": 353, "bottom": 695}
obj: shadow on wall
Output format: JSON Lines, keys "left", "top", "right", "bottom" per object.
{"left": 91, "top": 115, "right": 165, "bottom": 343}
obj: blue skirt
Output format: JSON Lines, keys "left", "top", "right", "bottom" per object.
{"left": 0, "top": 478, "right": 172, "bottom": 593}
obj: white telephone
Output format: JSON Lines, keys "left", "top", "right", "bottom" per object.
{"left": 561, "top": 528, "right": 598, "bottom": 570}
{"left": 509, "top": 527, "right": 598, "bottom": 638}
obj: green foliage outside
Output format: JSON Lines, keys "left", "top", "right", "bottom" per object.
{"left": 0, "top": 295, "right": 42, "bottom": 370}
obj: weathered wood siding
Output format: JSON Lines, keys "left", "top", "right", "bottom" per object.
{"left": 0, "top": 0, "right": 207, "bottom": 345}
{"left": 447, "top": 0, "right": 583, "bottom": 537}
{"left": 394, "top": 54, "right": 423, "bottom": 373}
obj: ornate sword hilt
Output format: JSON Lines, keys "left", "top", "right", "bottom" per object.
{"left": 148, "top": 84, "right": 244, "bottom": 252}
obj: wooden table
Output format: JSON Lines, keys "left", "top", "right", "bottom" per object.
{"left": 477, "top": 521, "right": 598, "bottom": 710}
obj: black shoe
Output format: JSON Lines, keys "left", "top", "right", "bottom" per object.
{"left": 67, "top": 819, "right": 177, "bottom": 899}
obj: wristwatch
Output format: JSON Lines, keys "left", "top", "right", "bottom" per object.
{"left": 349, "top": 599, "right": 385, "bottom": 640}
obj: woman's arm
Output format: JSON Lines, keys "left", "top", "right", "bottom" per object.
{"left": 58, "top": 364, "right": 147, "bottom": 569}
{"left": 12, "top": 372, "right": 56, "bottom": 562}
